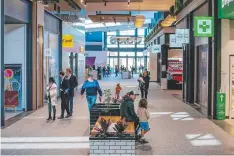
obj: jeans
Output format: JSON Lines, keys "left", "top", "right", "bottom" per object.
{"left": 68, "top": 96, "right": 74, "bottom": 113}
{"left": 86, "top": 96, "right": 97, "bottom": 109}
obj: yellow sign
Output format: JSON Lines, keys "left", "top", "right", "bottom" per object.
{"left": 62, "top": 35, "right": 74, "bottom": 48}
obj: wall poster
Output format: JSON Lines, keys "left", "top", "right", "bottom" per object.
{"left": 4, "top": 64, "right": 22, "bottom": 110}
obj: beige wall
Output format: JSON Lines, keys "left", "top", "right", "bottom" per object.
{"left": 149, "top": 47, "right": 158, "bottom": 81}
{"left": 168, "top": 49, "right": 183, "bottom": 58}
{"left": 221, "top": 19, "right": 234, "bottom": 117}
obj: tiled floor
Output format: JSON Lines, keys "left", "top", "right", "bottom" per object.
{"left": 1, "top": 75, "right": 234, "bottom": 155}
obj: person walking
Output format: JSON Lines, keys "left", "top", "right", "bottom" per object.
{"left": 65, "top": 68, "right": 78, "bottom": 116}
{"left": 115, "top": 65, "right": 119, "bottom": 77}
{"left": 138, "top": 73, "right": 145, "bottom": 99}
{"left": 58, "top": 71, "right": 71, "bottom": 119}
{"left": 143, "top": 71, "right": 150, "bottom": 99}
{"left": 46, "top": 77, "right": 57, "bottom": 121}
{"left": 102, "top": 66, "right": 106, "bottom": 78}
{"left": 81, "top": 74, "right": 102, "bottom": 110}
{"left": 115, "top": 83, "right": 122, "bottom": 99}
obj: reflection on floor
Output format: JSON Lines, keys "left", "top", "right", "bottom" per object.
{"left": 5, "top": 111, "right": 23, "bottom": 120}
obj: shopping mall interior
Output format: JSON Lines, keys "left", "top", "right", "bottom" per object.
{"left": 1, "top": 0, "right": 234, "bottom": 155}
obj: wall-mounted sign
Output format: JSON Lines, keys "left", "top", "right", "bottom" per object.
{"left": 175, "top": 29, "right": 189, "bottom": 44}
{"left": 170, "top": 34, "right": 182, "bottom": 48}
{"left": 218, "top": 0, "right": 234, "bottom": 19}
{"left": 152, "top": 45, "right": 161, "bottom": 53}
{"left": 194, "top": 16, "right": 214, "bottom": 37}
{"left": 108, "top": 36, "right": 143, "bottom": 45}
{"left": 62, "top": 35, "right": 74, "bottom": 48}
{"left": 44, "top": 48, "right": 51, "bottom": 56}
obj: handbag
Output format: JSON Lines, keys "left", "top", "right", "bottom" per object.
{"left": 44, "top": 86, "right": 52, "bottom": 100}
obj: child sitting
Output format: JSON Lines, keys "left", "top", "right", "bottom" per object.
{"left": 115, "top": 83, "right": 122, "bottom": 99}
{"left": 137, "top": 98, "right": 150, "bottom": 143}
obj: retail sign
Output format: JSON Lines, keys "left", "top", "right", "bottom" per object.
{"left": 152, "top": 45, "right": 161, "bottom": 53}
{"left": 175, "top": 29, "right": 189, "bottom": 44}
{"left": 194, "top": 16, "right": 214, "bottom": 37}
{"left": 170, "top": 34, "right": 182, "bottom": 48}
{"left": 62, "top": 35, "right": 74, "bottom": 48}
{"left": 218, "top": 0, "right": 234, "bottom": 19}
{"left": 216, "top": 92, "right": 226, "bottom": 120}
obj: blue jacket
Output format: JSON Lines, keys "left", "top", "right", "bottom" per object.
{"left": 81, "top": 80, "right": 102, "bottom": 96}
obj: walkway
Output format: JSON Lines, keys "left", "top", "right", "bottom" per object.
{"left": 1, "top": 76, "right": 234, "bottom": 155}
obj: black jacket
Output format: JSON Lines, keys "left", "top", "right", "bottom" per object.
{"left": 120, "top": 96, "right": 139, "bottom": 122}
{"left": 68, "top": 75, "right": 78, "bottom": 97}
{"left": 60, "top": 77, "right": 70, "bottom": 95}
{"left": 143, "top": 76, "right": 150, "bottom": 90}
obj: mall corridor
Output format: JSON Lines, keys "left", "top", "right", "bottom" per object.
{"left": 1, "top": 76, "right": 234, "bottom": 155}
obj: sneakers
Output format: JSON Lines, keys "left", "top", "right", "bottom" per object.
{"left": 140, "top": 137, "right": 149, "bottom": 144}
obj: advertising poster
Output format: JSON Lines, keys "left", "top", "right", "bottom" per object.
{"left": 4, "top": 64, "right": 22, "bottom": 109}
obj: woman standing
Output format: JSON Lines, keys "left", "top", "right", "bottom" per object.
{"left": 46, "top": 77, "right": 57, "bottom": 121}
{"left": 143, "top": 71, "right": 150, "bottom": 99}
{"left": 138, "top": 73, "right": 145, "bottom": 99}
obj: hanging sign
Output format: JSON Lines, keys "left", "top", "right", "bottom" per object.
{"left": 62, "top": 35, "right": 74, "bottom": 48}
{"left": 170, "top": 34, "right": 182, "bottom": 47}
{"left": 194, "top": 16, "right": 214, "bottom": 37}
{"left": 218, "top": 0, "right": 234, "bottom": 19}
{"left": 152, "top": 45, "right": 161, "bottom": 53}
{"left": 175, "top": 29, "right": 189, "bottom": 44}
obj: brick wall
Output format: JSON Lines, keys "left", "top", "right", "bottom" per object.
{"left": 89, "top": 139, "right": 135, "bottom": 155}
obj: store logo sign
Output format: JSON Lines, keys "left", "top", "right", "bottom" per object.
{"left": 152, "top": 45, "right": 161, "bottom": 53}
{"left": 194, "top": 16, "right": 214, "bottom": 37}
{"left": 218, "top": 0, "right": 234, "bottom": 19}
{"left": 62, "top": 35, "right": 74, "bottom": 48}
{"left": 222, "top": 0, "right": 234, "bottom": 8}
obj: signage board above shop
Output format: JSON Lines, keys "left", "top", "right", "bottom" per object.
{"left": 152, "top": 45, "right": 161, "bottom": 53}
{"left": 62, "top": 35, "right": 74, "bottom": 48}
{"left": 170, "top": 34, "right": 182, "bottom": 48}
{"left": 218, "top": 0, "right": 234, "bottom": 19}
{"left": 175, "top": 29, "right": 189, "bottom": 44}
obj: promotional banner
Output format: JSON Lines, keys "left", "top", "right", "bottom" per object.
{"left": 4, "top": 64, "right": 22, "bottom": 108}
{"left": 218, "top": 0, "right": 234, "bottom": 19}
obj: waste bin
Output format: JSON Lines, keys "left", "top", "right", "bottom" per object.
{"left": 216, "top": 92, "right": 226, "bottom": 120}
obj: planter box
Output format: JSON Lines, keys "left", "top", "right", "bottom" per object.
{"left": 90, "top": 103, "right": 120, "bottom": 131}
{"left": 89, "top": 116, "right": 135, "bottom": 155}
{"left": 89, "top": 138, "right": 135, "bottom": 155}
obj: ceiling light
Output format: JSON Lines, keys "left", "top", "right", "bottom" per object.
{"left": 134, "top": 15, "right": 145, "bottom": 28}
{"left": 128, "top": 0, "right": 130, "bottom": 6}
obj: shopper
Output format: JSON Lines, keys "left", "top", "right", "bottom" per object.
{"left": 137, "top": 99, "right": 150, "bottom": 143}
{"left": 138, "top": 73, "right": 145, "bottom": 99}
{"left": 66, "top": 68, "right": 78, "bottom": 116}
{"left": 115, "top": 83, "right": 122, "bottom": 99}
{"left": 81, "top": 74, "right": 102, "bottom": 110}
{"left": 131, "top": 66, "right": 135, "bottom": 78}
{"left": 102, "top": 66, "right": 106, "bottom": 78}
{"left": 46, "top": 77, "right": 57, "bottom": 121}
{"left": 143, "top": 70, "right": 150, "bottom": 99}
{"left": 58, "top": 71, "right": 71, "bottom": 119}
{"left": 115, "top": 65, "right": 119, "bottom": 77}
{"left": 120, "top": 91, "right": 140, "bottom": 136}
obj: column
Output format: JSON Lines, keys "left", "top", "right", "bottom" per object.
{"left": 0, "top": 0, "right": 4, "bottom": 126}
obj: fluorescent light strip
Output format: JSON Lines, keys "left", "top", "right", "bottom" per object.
{"left": 1, "top": 137, "right": 89, "bottom": 143}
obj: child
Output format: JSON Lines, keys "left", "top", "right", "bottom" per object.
{"left": 115, "top": 83, "right": 122, "bottom": 99}
{"left": 137, "top": 99, "right": 150, "bottom": 143}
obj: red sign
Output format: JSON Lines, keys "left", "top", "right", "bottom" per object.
{"left": 4, "top": 69, "right": 14, "bottom": 79}
{"left": 4, "top": 91, "right": 19, "bottom": 106}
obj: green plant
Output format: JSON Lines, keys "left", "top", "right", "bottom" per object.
{"left": 113, "top": 120, "right": 129, "bottom": 137}
{"left": 94, "top": 117, "right": 111, "bottom": 138}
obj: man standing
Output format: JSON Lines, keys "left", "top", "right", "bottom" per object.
{"left": 81, "top": 74, "right": 102, "bottom": 110}
{"left": 66, "top": 68, "right": 78, "bottom": 116}
{"left": 58, "top": 71, "right": 71, "bottom": 119}
{"left": 120, "top": 91, "right": 139, "bottom": 135}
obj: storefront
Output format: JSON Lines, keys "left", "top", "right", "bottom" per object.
{"left": 3, "top": 0, "right": 33, "bottom": 124}
{"left": 43, "top": 11, "right": 62, "bottom": 100}
{"left": 62, "top": 22, "right": 85, "bottom": 87}
{"left": 219, "top": 0, "right": 234, "bottom": 119}
{"left": 176, "top": 0, "right": 213, "bottom": 117}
